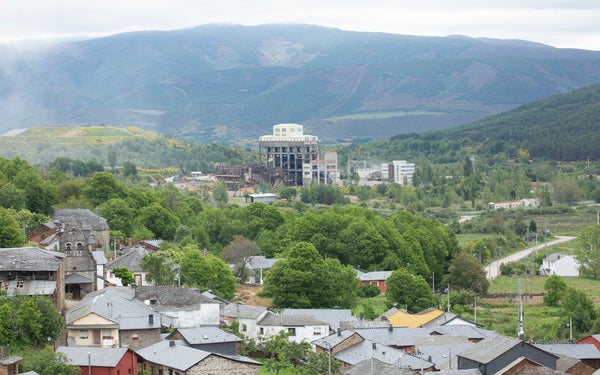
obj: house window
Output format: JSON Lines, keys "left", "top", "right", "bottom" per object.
{"left": 259, "top": 328, "right": 264, "bottom": 336}
{"left": 66, "top": 243, "right": 72, "bottom": 255}
{"left": 288, "top": 328, "right": 296, "bottom": 336}
{"left": 79, "top": 330, "right": 89, "bottom": 339}
{"left": 313, "top": 327, "right": 322, "bottom": 336}
{"left": 241, "top": 323, "right": 247, "bottom": 332}
{"left": 102, "top": 329, "right": 113, "bottom": 340}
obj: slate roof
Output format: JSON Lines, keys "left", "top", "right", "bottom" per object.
{"left": 65, "top": 273, "right": 93, "bottom": 284}
{"left": 340, "top": 320, "right": 391, "bottom": 330}
{"left": 341, "top": 358, "right": 416, "bottom": 374}
{"left": 534, "top": 343, "right": 600, "bottom": 359}
{"left": 56, "top": 346, "right": 129, "bottom": 367}
{"left": 134, "top": 286, "right": 219, "bottom": 311}
{"left": 422, "top": 370, "right": 481, "bottom": 375}
{"left": 248, "top": 255, "right": 280, "bottom": 269}
{"left": 415, "top": 343, "right": 472, "bottom": 370}
{"left": 351, "top": 327, "right": 432, "bottom": 347}
{"left": 92, "top": 251, "right": 108, "bottom": 265}
{"left": 0, "top": 247, "right": 65, "bottom": 271}
{"left": 457, "top": 336, "right": 558, "bottom": 364}
{"left": 334, "top": 339, "right": 433, "bottom": 369}
{"left": 52, "top": 208, "right": 109, "bottom": 231}
{"left": 167, "top": 327, "right": 241, "bottom": 344}
{"left": 282, "top": 309, "right": 357, "bottom": 331}
{"left": 356, "top": 270, "right": 393, "bottom": 281}
{"left": 258, "top": 311, "right": 327, "bottom": 327}
{"left": 312, "top": 330, "right": 363, "bottom": 350}
{"left": 106, "top": 245, "right": 148, "bottom": 272}
{"left": 224, "top": 304, "right": 267, "bottom": 320}
{"left": 430, "top": 325, "right": 495, "bottom": 341}
{"left": 136, "top": 341, "right": 260, "bottom": 371}
{"left": 66, "top": 287, "right": 161, "bottom": 330}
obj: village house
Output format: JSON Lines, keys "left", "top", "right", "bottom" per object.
{"left": 56, "top": 346, "right": 137, "bottom": 375}
{"left": 166, "top": 327, "right": 242, "bottom": 355}
{"left": 65, "top": 287, "right": 161, "bottom": 349}
{"left": 136, "top": 340, "right": 261, "bottom": 375}
{"left": 540, "top": 253, "right": 580, "bottom": 277}
{"left": 105, "top": 245, "right": 152, "bottom": 286}
{"left": 457, "top": 335, "right": 559, "bottom": 374}
{"left": 134, "top": 286, "right": 222, "bottom": 328}
{"left": 256, "top": 311, "right": 329, "bottom": 344}
{"left": 356, "top": 270, "right": 392, "bottom": 293}
{"left": 0, "top": 247, "right": 66, "bottom": 310}
{"left": 282, "top": 308, "right": 357, "bottom": 333}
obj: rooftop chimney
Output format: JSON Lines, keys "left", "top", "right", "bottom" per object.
{"left": 388, "top": 323, "right": 393, "bottom": 332}
{"left": 169, "top": 340, "right": 175, "bottom": 347}
{"left": 337, "top": 328, "right": 342, "bottom": 337}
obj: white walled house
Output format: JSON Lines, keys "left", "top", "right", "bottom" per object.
{"left": 540, "top": 254, "right": 580, "bottom": 277}
{"left": 257, "top": 311, "right": 328, "bottom": 344}
{"left": 224, "top": 304, "right": 268, "bottom": 339}
{"left": 134, "top": 286, "right": 222, "bottom": 328}
{"left": 105, "top": 245, "right": 151, "bottom": 286}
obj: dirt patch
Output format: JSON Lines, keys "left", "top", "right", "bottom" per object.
{"left": 236, "top": 284, "right": 273, "bottom": 307}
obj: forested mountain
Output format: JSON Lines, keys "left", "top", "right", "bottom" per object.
{"left": 341, "top": 83, "right": 600, "bottom": 163}
{"left": 2, "top": 24, "right": 600, "bottom": 143}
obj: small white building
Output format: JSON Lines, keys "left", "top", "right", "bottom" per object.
{"left": 540, "top": 253, "right": 580, "bottom": 277}
{"left": 382, "top": 160, "right": 415, "bottom": 185}
{"left": 257, "top": 311, "right": 328, "bottom": 344}
{"left": 244, "top": 193, "right": 277, "bottom": 204}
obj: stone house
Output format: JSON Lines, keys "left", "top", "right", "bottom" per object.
{"left": 0, "top": 247, "right": 66, "bottom": 310}
{"left": 136, "top": 340, "right": 261, "bottom": 375}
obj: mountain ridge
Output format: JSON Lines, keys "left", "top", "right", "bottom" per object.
{"left": 2, "top": 23, "right": 600, "bottom": 143}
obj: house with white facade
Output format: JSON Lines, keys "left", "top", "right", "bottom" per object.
{"left": 106, "top": 245, "right": 152, "bottom": 286}
{"left": 540, "top": 253, "right": 580, "bottom": 276}
{"left": 257, "top": 311, "right": 329, "bottom": 344}
{"left": 134, "top": 286, "right": 222, "bottom": 328}
{"left": 224, "top": 304, "right": 268, "bottom": 339}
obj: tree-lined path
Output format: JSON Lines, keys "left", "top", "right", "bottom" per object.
{"left": 485, "top": 236, "right": 577, "bottom": 279}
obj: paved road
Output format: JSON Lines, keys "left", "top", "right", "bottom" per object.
{"left": 485, "top": 236, "right": 577, "bottom": 280}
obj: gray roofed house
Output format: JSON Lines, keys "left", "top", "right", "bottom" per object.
{"left": 56, "top": 346, "right": 135, "bottom": 372}
{"left": 224, "top": 303, "right": 268, "bottom": 338}
{"left": 533, "top": 343, "right": 600, "bottom": 360}
{"left": 106, "top": 245, "right": 150, "bottom": 286}
{"left": 0, "top": 247, "right": 66, "bottom": 310}
{"left": 257, "top": 311, "right": 329, "bottom": 344}
{"left": 133, "top": 286, "right": 222, "bottom": 328}
{"left": 65, "top": 286, "right": 161, "bottom": 349}
{"left": 351, "top": 327, "right": 432, "bottom": 352}
{"left": 334, "top": 339, "right": 434, "bottom": 370}
{"left": 247, "top": 255, "right": 280, "bottom": 284}
{"left": 457, "top": 336, "right": 559, "bottom": 374}
{"left": 166, "top": 327, "right": 242, "bottom": 355}
{"left": 430, "top": 325, "right": 495, "bottom": 343}
{"left": 422, "top": 370, "right": 481, "bottom": 375}
{"left": 282, "top": 308, "right": 357, "bottom": 333}
{"left": 52, "top": 208, "right": 110, "bottom": 231}
{"left": 136, "top": 340, "right": 261, "bottom": 374}
{"left": 415, "top": 343, "right": 473, "bottom": 370}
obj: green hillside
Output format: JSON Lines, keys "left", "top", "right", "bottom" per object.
{"left": 342, "top": 84, "right": 600, "bottom": 163}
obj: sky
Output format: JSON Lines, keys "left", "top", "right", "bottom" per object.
{"left": 1, "top": 1, "right": 600, "bottom": 51}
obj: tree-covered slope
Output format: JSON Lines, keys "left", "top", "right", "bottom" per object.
{"left": 2, "top": 24, "right": 600, "bottom": 143}
{"left": 341, "top": 83, "right": 600, "bottom": 163}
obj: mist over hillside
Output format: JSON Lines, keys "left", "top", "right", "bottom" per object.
{"left": 2, "top": 24, "right": 600, "bottom": 143}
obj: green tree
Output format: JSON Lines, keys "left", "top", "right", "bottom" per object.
{"left": 560, "top": 287, "right": 597, "bottom": 335}
{"left": 122, "top": 160, "right": 138, "bottom": 177}
{"left": 99, "top": 198, "right": 136, "bottom": 237}
{"left": 212, "top": 181, "right": 229, "bottom": 204}
{"left": 19, "top": 346, "right": 80, "bottom": 375}
{"left": 574, "top": 225, "right": 600, "bottom": 279}
{"left": 0, "top": 208, "right": 27, "bottom": 247}
{"left": 443, "top": 250, "right": 489, "bottom": 296}
{"left": 113, "top": 266, "right": 135, "bottom": 286}
{"left": 140, "top": 252, "right": 177, "bottom": 286}
{"left": 180, "top": 248, "right": 235, "bottom": 299}
{"left": 139, "top": 203, "right": 181, "bottom": 240}
{"left": 82, "top": 172, "right": 126, "bottom": 207}
{"left": 262, "top": 242, "right": 358, "bottom": 308}
{"left": 385, "top": 268, "right": 436, "bottom": 312}
{"left": 543, "top": 274, "right": 567, "bottom": 307}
